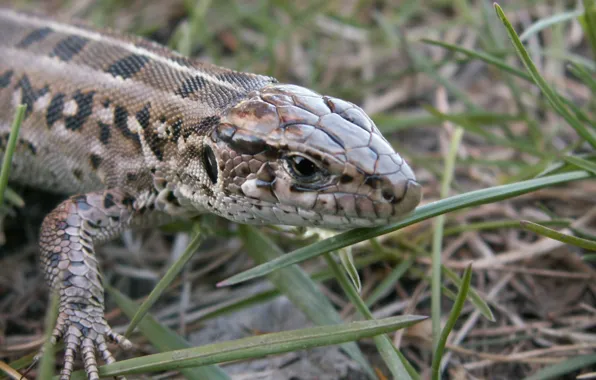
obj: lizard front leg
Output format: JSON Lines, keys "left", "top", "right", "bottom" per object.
{"left": 38, "top": 188, "right": 141, "bottom": 380}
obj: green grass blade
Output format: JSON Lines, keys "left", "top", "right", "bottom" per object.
{"left": 518, "top": 9, "right": 584, "bottom": 42}
{"left": 108, "top": 286, "right": 230, "bottom": 380}
{"left": 524, "top": 354, "right": 596, "bottom": 380}
{"left": 66, "top": 315, "right": 427, "bottom": 379}
{"left": 423, "top": 105, "right": 545, "bottom": 157}
{"left": 124, "top": 223, "right": 205, "bottom": 337}
{"left": 0, "top": 105, "right": 26, "bottom": 207}
{"left": 238, "top": 225, "right": 376, "bottom": 379}
{"left": 568, "top": 63, "right": 596, "bottom": 94}
{"left": 421, "top": 39, "right": 532, "bottom": 81}
{"left": 37, "top": 291, "right": 60, "bottom": 379}
{"left": 3, "top": 187, "right": 24, "bottom": 208}
{"left": 218, "top": 171, "right": 592, "bottom": 286}
{"left": 338, "top": 247, "right": 361, "bottom": 292}
{"left": 323, "top": 253, "right": 416, "bottom": 380}
{"left": 520, "top": 221, "right": 596, "bottom": 251}
{"left": 421, "top": 39, "right": 596, "bottom": 128}
{"left": 432, "top": 128, "right": 463, "bottom": 350}
{"left": 442, "top": 266, "right": 494, "bottom": 321}
{"left": 495, "top": 3, "right": 596, "bottom": 148}
{"left": 563, "top": 155, "right": 596, "bottom": 175}
{"left": 431, "top": 264, "right": 473, "bottom": 380}
{"left": 580, "top": 0, "right": 596, "bottom": 58}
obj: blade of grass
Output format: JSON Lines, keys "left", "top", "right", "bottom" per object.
{"left": 524, "top": 354, "right": 596, "bottom": 380}
{"left": 108, "top": 286, "right": 230, "bottom": 380}
{"left": 520, "top": 221, "right": 596, "bottom": 251}
{"left": 0, "top": 105, "right": 26, "bottom": 207}
{"left": 421, "top": 39, "right": 531, "bottom": 81}
{"left": 519, "top": 9, "right": 584, "bottom": 42}
{"left": 441, "top": 266, "right": 494, "bottom": 321}
{"left": 3, "top": 188, "right": 24, "bottom": 208}
{"left": 124, "top": 223, "right": 205, "bottom": 337}
{"left": 66, "top": 315, "right": 427, "bottom": 379}
{"left": 218, "top": 170, "right": 591, "bottom": 287}
{"left": 338, "top": 246, "right": 361, "bottom": 292}
{"left": 568, "top": 63, "right": 596, "bottom": 94}
{"left": 423, "top": 105, "right": 545, "bottom": 157}
{"left": 421, "top": 39, "right": 596, "bottom": 126}
{"left": 323, "top": 253, "right": 418, "bottom": 380}
{"left": 563, "top": 155, "right": 596, "bottom": 175}
{"left": 432, "top": 127, "right": 463, "bottom": 350}
{"left": 495, "top": 3, "right": 596, "bottom": 148}
{"left": 580, "top": 0, "right": 596, "bottom": 58}
{"left": 431, "top": 263, "right": 473, "bottom": 380}
{"left": 36, "top": 291, "right": 60, "bottom": 380}
{"left": 238, "top": 225, "right": 377, "bottom": 379}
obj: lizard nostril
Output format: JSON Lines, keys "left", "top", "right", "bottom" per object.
{"left": 382, "top": 189, "right": 395, "bottom": 202}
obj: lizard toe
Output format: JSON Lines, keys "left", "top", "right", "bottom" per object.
{"left": 59, "top": 332, "right": 81, "bottom": 380}
{"left": 97, "top": 335, "right": 127, "bottom": 380}
{"left": 81, "top": 337, "right": 100, "bottom": 380}
{"left": 106, "top": 327, "right": 133, "bottom": 350}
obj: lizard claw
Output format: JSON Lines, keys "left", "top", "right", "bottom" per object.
{"left": 37, "top": 306, "right": 132, "bottom": 380}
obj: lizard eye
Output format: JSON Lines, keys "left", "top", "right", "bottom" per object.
{"left": 203, "top": 145, "right": 218, "bottom": 184}
{"left": 286, "top": 154, "right": 321, "bottom": 182}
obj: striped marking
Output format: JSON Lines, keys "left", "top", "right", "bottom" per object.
{"left": 105, "top": 54, "right": 150, "bottom": 79}
{"left": 0, "top": 70, "right": 13, "bottom": 88}
{"left": 50, "top": 35, "right": 89, "bottom": 61}
{"left": 15, "top": 75, "right": 49, "bottom": 117}
{"left": 16, "top": 26, "right": 53, "bottom": 48}
{"left": 46, "top": 93, "right": 65, "bottom": 128}
{"left": 64, "top": 90, "right": 94, "bottom": 131}
{"left": 1, "top": 9, "right": 244, "bottom": 92}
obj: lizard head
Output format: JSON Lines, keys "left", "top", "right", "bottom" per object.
{"left": 190, "top": 84, "right": 421, "bottom": 228}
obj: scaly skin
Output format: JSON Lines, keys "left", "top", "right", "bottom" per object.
{"left": 0, "top": 8, "right": 422, "bottom": 379}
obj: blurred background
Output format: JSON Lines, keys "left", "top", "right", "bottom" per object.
{"left": 0, "top": 0, "right": 594, "bottom": 379}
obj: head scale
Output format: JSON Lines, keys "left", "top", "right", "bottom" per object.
{"left": 182, "top": 84, "right": 421, "bottom": 228}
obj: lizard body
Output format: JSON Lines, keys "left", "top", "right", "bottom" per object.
{"left": 0, "top": 8, "right": 421, "bottom": 379}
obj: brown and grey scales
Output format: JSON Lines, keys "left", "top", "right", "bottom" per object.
{"left": 0, "top": 7, "right": 422, "bottom": 380}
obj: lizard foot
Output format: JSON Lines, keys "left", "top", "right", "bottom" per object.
{"left": 36, "top": 304, "right": 132, "bottom": 380}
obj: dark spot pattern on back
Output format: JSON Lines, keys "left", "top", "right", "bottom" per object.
{"left": 16, "top": 75, "right": 48, "bottom": 117}
{"left": 26, "top": 140, "right": 37, "bottom": 155}
{"left": 171, "top": 118, "right": 182, "bottom": 140}
{"left": 135, "top": 103, "right": 151, "bottom": 130}
{"left": 105, "top": 54, "right": 150, "bottom": 79}
{"left": 16, "top": 27, "right": 53, "bottom": 48}
{"left": 0, "top": 70, "right": 13, "bottom": 88}
{"left": 46, "top": 93, "right": 65, "bottom": 128}
{"left": 144, "top": 127, "right": 164, "bottom": 161}
{"left": 122, "top": 195, "right": 135, "bottom": 208}
{"left": 103, "top": 193, "right": 115, "bottom": 209}
{"left": 50, "top": 35, "right": 89, "bottom": 61}
{"left": 89, "top": 154, "right": 102, "bottom": 170}
{"left": 65, "top": 91, "right": 95, "bottom": 131}
{"left": 73, "top": 168, "right": 83, "bottom": 181}
{"left": 176, "top": 75, "right": 207, "bottom": 98}
{"left": 114, "top": 105, "right": 140, "bottom": 145}
{"left": 97, "top": 121, "right": 111, "bottom": 145}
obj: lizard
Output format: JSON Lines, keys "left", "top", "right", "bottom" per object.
{"left": 0, "top": 7, "right": 422, "bottom": 380}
